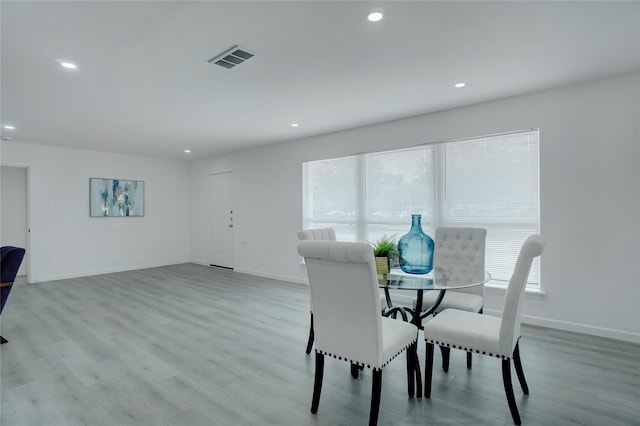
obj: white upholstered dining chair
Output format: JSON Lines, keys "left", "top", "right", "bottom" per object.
{"left": 414, "top": 227, "right": 486, "bottom": 370}
{"left": 298, "top": 240, "right": 418, "bottom": 426}
{"left": 297, "top": 228, "right": 337, "bottom": 354}
{"left": 423, "top": 234, "right": 546, "bottom": 425}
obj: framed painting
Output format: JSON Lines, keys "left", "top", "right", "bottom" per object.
{"left": 90, "top": 178, "right": 145, "bottom": 217}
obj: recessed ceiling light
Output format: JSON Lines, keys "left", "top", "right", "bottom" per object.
{"left": 454, "top": 82, "right": 467, "bottom": 88}
{"left": 56, "top": 60, "right": 77, "bottom": 69}
{"left": 2, "top": 125, "right": 15, "bottom": 130}
{"left": 291, "top": 123, "right": 299, "bottom": 127}
{"left": 184, "top": 149, "right": 191, "bottom": 153}
{"left": 367, "top": 11, "right": 384, "bottom": 22}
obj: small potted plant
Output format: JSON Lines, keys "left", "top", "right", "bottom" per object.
{"left": 370, "top": 235, "right": 398, "bottom": 276}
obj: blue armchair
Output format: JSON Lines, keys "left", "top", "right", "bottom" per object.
{"left": 1, "top": 246, "right": 26, "bottom": 344}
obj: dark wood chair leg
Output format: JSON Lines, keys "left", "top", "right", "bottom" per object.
{"left": 369, "top": 369, "right": 382, "bottom": 426}
{"left": 311, "top": 353, "right": 324, "bottom": 414}
{"left": 305, "top": 312, "right": 314, "bottom": 354}
{"left": 502, "top": 359, "right": 522, "bottom": 425}
{"left": 439, "top": 345, "right": 450, "bottom": 372}
{"left": 414, "top": 342, "right": 422, "bottom": 399}
{"left": 513, "top": 342, "right": 529, "bottom": 394}
{"left": 351, "top": 363, "right": 360, "bottom": 379}
{"left": 406, "top": 343, "right": 415, "bottom": 397}
{"left": 425, "top": 342, "right": 434, "bottom": 398}
{"left": 466, "top": 308, "right": 481, "bottom": 369}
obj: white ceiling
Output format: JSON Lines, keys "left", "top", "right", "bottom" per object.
{"left": 1, "top": 1, "right": 638, "bottom": 160}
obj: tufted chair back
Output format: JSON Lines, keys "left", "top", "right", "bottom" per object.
{"left": 297, "top": 228, "right": 336, "bottom": 242}
{"left": 297, "top": 228, "right": 338, "bottom": 354}
{"left": 297, "top": 228, "right": 337, "bottom": 308}
{"left": 297, "top": 240, "right": 385, "bottom": 368}
{"left": 434, "top": 227, "right": 486, "bottom": 296}
{"left": 499, "top": 234, "right": 546, "bottom": 356}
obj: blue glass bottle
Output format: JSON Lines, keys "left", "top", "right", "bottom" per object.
{"left": 398, "top": 214, "right": 434, "bottom": 274}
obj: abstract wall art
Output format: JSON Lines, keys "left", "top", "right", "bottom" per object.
{"left": 90, "top": 178, "right": 145, "bottom": 217}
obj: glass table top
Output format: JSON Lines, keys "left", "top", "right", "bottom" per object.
{"left": 379, "top": 267, "right": 491, "bottom": 291}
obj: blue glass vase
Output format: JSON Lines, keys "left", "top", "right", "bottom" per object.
{"left": 398, "top": 214, "right": 434, "bottom": 274}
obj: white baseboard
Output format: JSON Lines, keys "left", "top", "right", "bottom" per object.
{"left": 483, "top": 308, "right": 640, "bottom": 344}
{"left": 29, "top": 260, "right": 191, "bottom": 283}
{"left": 189, "top": 262, "right": 309, "bottom": 285}
{"left": 233, "top": 268, "right": 309, "bottom": 285}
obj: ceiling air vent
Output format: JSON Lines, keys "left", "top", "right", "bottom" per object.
{"left": 208, "top": 45, "right": 254, "bottom": 69}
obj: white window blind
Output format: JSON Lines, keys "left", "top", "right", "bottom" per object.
{"left": 302, "top": 129, "right": 540, "bottom": 288}
{"left": 303, "top": 155, "right": 360, "bottom": 240}
{"left": 365, "top": 147, "right": 437, "bottom": 237}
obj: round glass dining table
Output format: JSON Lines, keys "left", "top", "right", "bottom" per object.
{"left": 379, "top": 267, "right": 492, "bottom": 329}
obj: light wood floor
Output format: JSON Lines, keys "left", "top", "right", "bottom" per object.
{"left": 1, "top": 264, "right": 638, "bottom": 426}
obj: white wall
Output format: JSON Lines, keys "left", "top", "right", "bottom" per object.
{"left": 1, "top": 143, "right": 191, "bottom": 282}
{"left": 1, "top": 166, "right": 28, "bottom": 276}
{"left": 190, "top": 72, "right": 640, "bottom": 343}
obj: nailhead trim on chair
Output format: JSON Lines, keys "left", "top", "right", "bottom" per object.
{"left": 317, "top": 339, "right": 417, "bottom": 371}
{"left": 425, "top": 338, "right": 512, "bottom": 361}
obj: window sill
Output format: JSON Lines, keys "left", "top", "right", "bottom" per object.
{"left": 485, "top": 282, "right": 546, "bottom": 299}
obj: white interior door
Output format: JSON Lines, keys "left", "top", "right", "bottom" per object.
{"left": 209, "top": 172, "right": 234, "bottom": 269}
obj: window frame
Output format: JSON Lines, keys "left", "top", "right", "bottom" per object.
{"left": 302, "top": 129, "right": 541, "bottom": 289}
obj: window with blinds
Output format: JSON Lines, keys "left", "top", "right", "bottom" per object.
{"left": 302, "top": 129, "right": 540, "bottom": 288}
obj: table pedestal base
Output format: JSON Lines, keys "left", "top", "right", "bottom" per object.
{"left": 382, "top": 287, "right": 448, "bottom": 398}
